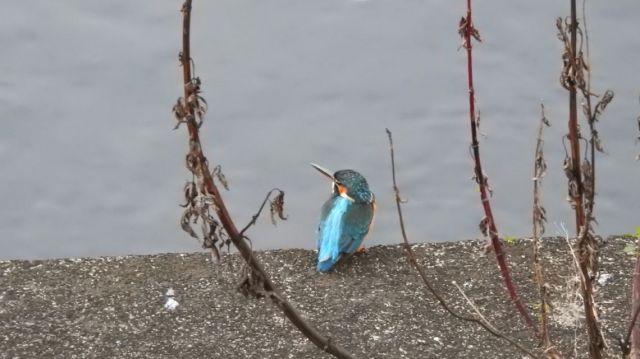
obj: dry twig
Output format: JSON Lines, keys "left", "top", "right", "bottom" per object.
{"left": 625, "top": 108, "right": 640, "bottom": 357}
{"left": 532, "top": 104, "right": 561, "bottom": 358}
{"left": 556, "top": 1, "right": 614, "bottom": 355}
{"left": 452, "top": 281, "right": 539, "bottom": 357}
{"left": 459, "top": 0, "right": 537, "bottom": 334}
{"left": 174, "top": 2, "right": 354, "bottom": 358}
{"left": 623, "top": 263, "right": 640, "bottom": 357}
{"left": 386, "top": 129, "right": 540, "bottom": 359}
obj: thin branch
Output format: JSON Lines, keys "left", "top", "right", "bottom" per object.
{"left": 532, "top": 104, "right": 560, "bottom": 357}
{"left": 624, "top": 234, "right": 640, "bottom": 357}
{"left": 385, "top": 129, "right": 540, "bottom": 359}
{"left": 623, "top": 290, "right": 640, "bottom": 356}
{"left": 452, "top": 282, "right": 540, "bottom": 358}
{"left": 557, "top": 1, "right": 607, "bottom": 355}
{"left": 555, "top": 222, "right": 583, "bottom": 359}
{"left": 176, "top": 2, "right": 354, "bottom": 358}
{"left": 558, "top": 223, "right": 584, "bottom": 282}
{"left": 636, "top": 97, "right": 640, "bottom": 161}
{"left": 564, "top": 4, "right": 586, "bottom": 232}
{"left": 239, "top": 188, "right": 286, "bottom": 235}
{"left": 629, "top": 100, "right": 640, "bottom": 357}
{"left": 459, "top": 0, "right": 538, "bottom": 334}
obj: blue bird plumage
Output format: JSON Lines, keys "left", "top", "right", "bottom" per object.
{"left": 311, "top": 164, "right": 375, "bottom": 272}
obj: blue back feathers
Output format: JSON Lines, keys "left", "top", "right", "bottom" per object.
{"left": 317, "top": 197, "right": 350, "bottom": 272}
{"left": 316, "top": 169, "right": 375, "bottom": 272}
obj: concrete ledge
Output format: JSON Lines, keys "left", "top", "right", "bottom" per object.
{"left": 0, "top": 237, "right": 635, "bottom": 358}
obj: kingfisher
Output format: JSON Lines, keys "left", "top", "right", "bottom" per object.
{"left": 311, "top": 163, "right": 375, "bottom": 272}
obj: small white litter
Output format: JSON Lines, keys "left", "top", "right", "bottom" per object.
{"left": 597, "top": 273, "right": 613, "bottom": 286}
{"left": 164, "top": 297, "right": 179, "bottom": 311}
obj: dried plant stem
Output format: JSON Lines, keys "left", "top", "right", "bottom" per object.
{"left": 566, "top": 4, "right": 585, "bottom": 230}
{"left": 623, "top": 252, "right": 640, "bottom": 357}
{"left": 386, "top": 129, "right": 539, "bottom": 359}
{"left": 177, "top": 2, "right": 353, "bottom": 358}
{"left": 632, "top": 103, "right": 640, "bottom": 357}
{"left": 460, "top": 0, "right": 537, "bottom": 335}
{"left": 451, "top": 282, "right": 540, "bottom": 358}
{"left": 532, "top": 105, "right": 559, "bottom": 357}
{"left": 557, "top": 222, "right": 584, "bottom": 359}
{"left": 636, "top": 98, "right": 640, "bottom": 161}
{"left": 564, "top": 1, "right": 604, "bottom": 356}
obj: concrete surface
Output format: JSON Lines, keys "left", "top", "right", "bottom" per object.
{"left": 1, "top": 237, "right": 636, "bottom": 358}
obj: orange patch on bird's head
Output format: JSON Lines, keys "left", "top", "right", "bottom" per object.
{"left": 336, "top": 183, "right": 355, "bottom": 202}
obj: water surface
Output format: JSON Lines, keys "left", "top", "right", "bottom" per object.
{"left": 1, "top": 0, "right": 639, "bottom": 259}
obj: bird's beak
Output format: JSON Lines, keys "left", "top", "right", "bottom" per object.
{"left": 310, "top": 163, "right": 335, "bottom": 181}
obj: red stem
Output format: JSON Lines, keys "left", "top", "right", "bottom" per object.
{"left": 463, "top": 0, "right": 537, "bottom": 335}
{"left": 628, "top": 253, "right": 640, "bottom": 356}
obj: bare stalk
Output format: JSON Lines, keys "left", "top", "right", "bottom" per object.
{"left": 632, "top": 101, "right": 640, "bottom": 357}
{"left": 386, "top": 129, "right": 540, "bottom": 359}
{"left": 532, "top": 105, "right": 560, "bottom": 357}
{"left": 556, "top": 1, "right": 613, "bottom": 355}
{"left": 453, "top": 281, "right": 544, "bottom": 358}
{"left": 458, "top": 0, "right": 537, "bottom": 334}
{"left": 637, "top": 100, "right": 640, "bottom": 161}
{"left": 174, "top": 2, "right": 354, "bottom": 358}
{"left": 622, "top": 250, "right": 640, "bottom": 357}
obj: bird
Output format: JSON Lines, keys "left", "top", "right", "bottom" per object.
{"left": 311, "top": 163, "right": 375, "bottom": 272}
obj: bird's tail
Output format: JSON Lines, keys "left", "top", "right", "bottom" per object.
{"left": 317, "top": 232, "right": 342, "bottom": 272}
{"left": 317, "top": 256, "right": 340, "bottom": 272}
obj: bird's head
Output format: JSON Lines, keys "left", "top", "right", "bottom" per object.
{"left": 311, "top": 163, "right": 373, "bottom": 204}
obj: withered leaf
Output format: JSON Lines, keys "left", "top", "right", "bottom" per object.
{"left": 269, "top": 190, "right": 288, "bottom": 225}
{"left": 212, "top": 165, "right": 229, "bottom": 191}
{"left": 185, "top": 77, "right": 201, "bottom": 93}
{"left": 457, "top": 16, "right": 481, "bottom": 48}
{"left": 478, "top": 217, "right": 488, "bottom": 236}
{"left": 180, "top": 209, "right": 198, "bottom": 239}
{"left": 180, "top": 181, "right": 197, "bottom": 208}
{"left": 563, "top": 157, "right": 574, "bottom": 179}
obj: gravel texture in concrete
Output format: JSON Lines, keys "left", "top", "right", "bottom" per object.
{"left": 0, "top": 236, "right": 636, "bottom": 358}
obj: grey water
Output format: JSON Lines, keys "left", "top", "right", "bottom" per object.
{"left": 1, "top": 0, "right": 639, "bottom": 260}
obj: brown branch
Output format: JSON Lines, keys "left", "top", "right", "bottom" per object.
{"left": 532, "top": 105, "right": 563, "bottom": 358}
{"left": 452, "top": 281, "right": 545, "bottom": 358}
{"left": 624, "top": 236, "right": 640, "bottom": 357}
{"left": 459, "top": 0, "right": 537, "bottom": 335}
{"left": 630, "top": 101, "right": 640, "bottom": 358}
{"left": 239, "top": 188, "right": 286, "bottom": 235}
{"left": 385, "top": 129, "right": 540, "bottom": 359}
{"left": 557, "top": 1, "right": 606, "bottom": 356}
{"left": 636, "top": 99, "right": 640, "bottom": 161}
{"left": 176, "top": 2, "right": 354, "bottom": 358}
{"left": 624, "top": 268, "right": 640, "bottom": 357}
